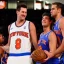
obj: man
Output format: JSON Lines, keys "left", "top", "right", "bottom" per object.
{"left": 36, "top": 12, "right": 59, "bottom": 64}
{"left": 44, "top": 2, "right": 64, "bottom": 64}
{"left": 1, "top": 3, "right": 38, "bottom": 64}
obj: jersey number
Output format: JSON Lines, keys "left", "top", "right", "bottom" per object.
{"left": 15, "top": 38, "right": 21, "bottom": 49}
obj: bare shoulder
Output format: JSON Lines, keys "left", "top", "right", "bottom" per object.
{"left": 49, "top": 31, "right": 56, "bottom": 39}
{"left": 8, "top": 22, "right": 14, "bottom": 32}
{"left": 8, "top": 25, "right": 10, "bottom": 29}
{"left": 60, "top": 17, "right": 64, "bottom": 21}
{"left": 30, "top": 22, "right": 36, "bottom": 30}
{"left": 30, "top": 22, "right": 35, "bottom": 27}
{"left": 59, "top": 17, "right": 64, "bottom": 28}
{"left": 59, "top": 17, "right": 64, "bottom": 24}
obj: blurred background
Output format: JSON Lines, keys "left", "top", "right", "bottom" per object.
{"left": 0, "top": 0, "right": 64, "bottom": 64}
{"left": 0, "top": 0, "right": 64, "bottom": 44}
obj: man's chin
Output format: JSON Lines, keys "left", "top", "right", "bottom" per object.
{"left": 20, "top": 19, "right": 25, "bottom": 21}
{"left": 43, "top": 25, "right": 48, "bottom": 27}
{"left": 51, "top": 15, "right": 54, "bottom": 17}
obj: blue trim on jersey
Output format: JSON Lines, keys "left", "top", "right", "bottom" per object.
{"left": 9, "top": 52, "right": 31, "bottom": 56}
{"left": 38, "top": 30, "right": 52, "bottom": 51}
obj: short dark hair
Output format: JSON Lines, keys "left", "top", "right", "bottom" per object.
{"left": 42, "top": 12, "right": 53, "bottom": 20}
{"left": 16, "top": 3, "right": 27, "bottom": 11}
{"left": 52, "top": 2, "right": 63, "bottom": 10}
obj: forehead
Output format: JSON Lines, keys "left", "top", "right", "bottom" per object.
{"left": 20, "top": 7, "right": 27, "bottom": 11}
{"left": 51, "top": 5, "right": 57, "bottom": 8}
{"left": 42, "top": 16, "right": 50, "bottom": 19}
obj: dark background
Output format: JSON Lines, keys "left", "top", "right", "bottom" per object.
{"left": 0, "top": 8, "right": 64, "bottom": 45}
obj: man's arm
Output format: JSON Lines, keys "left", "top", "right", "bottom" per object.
{"left": 30, "top": 22, "right": 38, "bottom": 49}
{"left": 49, "top": 32, "right": 57, "bottom": 53}
{"left": 54, "top": 18, "right": 64, "bottom": 55}
{"left": 43, "top": 32, "right": 57, "bottom": 61}
{"left": 44, "top": 18, "right": 64, "bottom": 61}
{"left": 0, "top": 25, "right": 10, "bottom": 53}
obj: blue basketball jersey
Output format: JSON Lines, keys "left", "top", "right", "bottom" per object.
{"left": 36, "top": 30, "right": 60, "bottom": 64}
{"left": 53, "top": 16, "right": 63, "bottom": 44}
{"left": 38, "top": 30, "right": 52, "bottom": 51}
{"left": 53, "top": 16, "right": 64, "bottom": 64}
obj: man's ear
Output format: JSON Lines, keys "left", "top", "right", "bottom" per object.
{"left": 58, "top": 8, "right": 61, "bottom": 13}
{"left": 16, "top": 10, "right": 19, "bottom": 15}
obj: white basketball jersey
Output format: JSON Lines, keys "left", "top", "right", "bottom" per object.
{"left": 7, "top": 20, "right": 33, "bottom": 64}
{"left": 9, "top": 20, "right": 31, "bottom": 53}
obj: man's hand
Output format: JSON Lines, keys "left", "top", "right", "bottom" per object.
{"left": 2, "top": 46, "right": 9, "bottom": 53}
{"left": 31, "top": 46, "right": 47, "bottom": 62}
{"left": 43, "top": 50, "right": 54, "bottom": 61}
{"left": 0, "top": 46, "right": 9, "bottom": 53}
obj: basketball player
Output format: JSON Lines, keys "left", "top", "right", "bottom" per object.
{"left": 36, "top": 12, "right": 60, "bottom": 64}
{"left": 0, "top": 3, "right": 38, "bottom": 64}
{"left": 44, "top": 2, "right": 64, "bottom": 64}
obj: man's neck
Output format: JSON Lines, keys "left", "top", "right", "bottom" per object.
{"left": 16, "top": 19, "right": 25, "bottom": 26}
{"left": 55, "top": 13, "right": 62, "bottom": 21}
{"left": 17, "top": 19, "right": 25, "bottom": 23}
{"left": 43, "top": 27, "right": 50, "bottom": 34}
